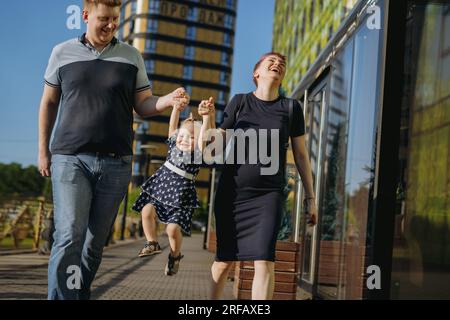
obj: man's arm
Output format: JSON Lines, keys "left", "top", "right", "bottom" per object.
{"left": 38, "top": 84, "right": 61, "bottom": 177}
{"left": 134, "top": 88, "right": 189, "bottom": 118}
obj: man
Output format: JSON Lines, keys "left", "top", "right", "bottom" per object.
{"left": 38, "top": 0, "right": 189, "bottom": 300}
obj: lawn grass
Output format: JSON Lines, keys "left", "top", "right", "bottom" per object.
{"left": 0, "top": 237, "right": 34, "bottom": 250}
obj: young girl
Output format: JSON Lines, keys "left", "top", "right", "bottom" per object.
{"left": 132, "top": 97, "right": 215, "bottom": 276}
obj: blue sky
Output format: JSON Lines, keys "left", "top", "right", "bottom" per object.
{"left": 0, "top": 0, "right": 274, "bottom": 166}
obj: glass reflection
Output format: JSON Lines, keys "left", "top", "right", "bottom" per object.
{"left": 391, "top": 2, "right": 450, "bottom": 299}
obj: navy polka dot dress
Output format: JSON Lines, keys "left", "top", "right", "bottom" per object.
{"left": 132, "top": 134, "right": 202, "bottom": 235}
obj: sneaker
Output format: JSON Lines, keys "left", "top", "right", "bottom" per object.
{"left": 138, "top": 241, "right": 162, "bottom": 257}
{"left": 164, "top": 253, "right": 184, "bottom": 276}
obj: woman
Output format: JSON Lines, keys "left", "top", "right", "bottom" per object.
{"left": 210, "top": 52, "right": 317, "bottom": 300}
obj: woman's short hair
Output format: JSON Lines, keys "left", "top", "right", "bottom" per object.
{"left": 252, "top": 52, "right": 287, "bottom": 86}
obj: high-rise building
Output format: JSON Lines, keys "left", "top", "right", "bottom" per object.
{"left": 272, "top": 0, "right": 358, "bottom": 95}
{"left": 118, "top": 0, "right": 237, "bottom": 206}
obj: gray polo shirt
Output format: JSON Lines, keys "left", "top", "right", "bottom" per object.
{"left": 44, "top": 33, "right": 151, "bottom": 156}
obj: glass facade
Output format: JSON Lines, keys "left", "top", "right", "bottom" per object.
{"left": 315, "top": 41, "right": 353, "bottom": 299}
{"left": 391, "top": 2, "right": 450, "bottom": 299}
{"left": 291, "top": 0, "right": 385, "bottom": 299}
{"left": 274, "top": 0, "right": 450, "bottom": 300}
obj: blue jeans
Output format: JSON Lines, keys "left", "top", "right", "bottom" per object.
{"left": 48, "top": 153, "right": 132, "bottom": 300}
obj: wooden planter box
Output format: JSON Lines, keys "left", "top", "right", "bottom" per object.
{"left": 207, "top": 231, "right": 217, "bottom": 253}
{"left": 233, "top": 241, "right": 300, "bottom": 300}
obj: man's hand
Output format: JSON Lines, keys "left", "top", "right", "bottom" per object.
{"left": 168, "top": 87, "right": 190, "bottom": 110}
{"left": 198, "top": 97, "right": 215, "bottom": 117}
{"left": 38, "top": 150, "right": 52, "bottom": 177}
{"left": 135, "top": 87, "right": 190, "bottom": 117}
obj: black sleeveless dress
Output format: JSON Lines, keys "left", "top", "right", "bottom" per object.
{"left": 214, "top": 93, "right": 305, "bottom": 262}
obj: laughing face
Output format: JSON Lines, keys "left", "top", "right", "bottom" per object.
{"left": 176, "top": 124, "right": 197, "bottom": 152}
{"left": 254, "top": 55, "right": 287, "bottom": 86}
{"left": 83, "top": 4, "right": 120, "bottom": 47}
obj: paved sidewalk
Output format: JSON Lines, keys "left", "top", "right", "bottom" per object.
{"left": 0, "top": 234, "right": 234, "bottom": 300}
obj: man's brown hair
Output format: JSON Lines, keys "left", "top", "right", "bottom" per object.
{"left": 83, "top": 0, "right": 122, "bottom": 10}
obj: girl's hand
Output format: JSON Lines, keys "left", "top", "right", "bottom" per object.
{"left": 198, "top": 97, "right": 215, "bottom": 116}
{"left": 207, "top": 97, "right": 215, "bottom": 114}
{"left": 174, "top": 102, "right": 187, "bottom": 112}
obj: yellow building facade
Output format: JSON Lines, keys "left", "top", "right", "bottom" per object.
{"left": 119, "top": 0, "right": 237, "bottom": 207}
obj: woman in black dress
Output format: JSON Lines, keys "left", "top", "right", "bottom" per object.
{"left": 210, "top": 52, "right": 317, "bottom": 300}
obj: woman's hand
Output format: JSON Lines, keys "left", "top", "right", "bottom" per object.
{"left": 303, "top": 198, "right": 318, "bottom": 226}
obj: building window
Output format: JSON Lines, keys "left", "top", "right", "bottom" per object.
{"left": 183, "top": 65, "right": 193, "bottom": 79}
{"left": 294, "top": 23, "right": 299, "bottom": 50}
{"left": 328, "top": 24, "right": 334, "bottom": 40}
{"left": 223, "top": 33, "right": 231, "bottom": 46}
{"left": 136, "top": 121, "right": 149, "bottom": 135}
{"left": 301, "top": 12, "right": 306, "bottom": 40}
{"left": 215, "top": 109, "right": 224, "bottom": 123}
{"left": 226, "top": 0, "right": 234, "bottom": 9}
{"left": 131, "top": 1, "right": 137, "bottom": 15}
{"left": 145, "top": 60, "right": 155, "bottom": 73}
{"left": 188, "top": 7, "right": 198, "bottom": 21}
{"left": 309, "top": 1, "right": 315, "bottom": 27}
{"left": 221, "top": 52, "right": 230, "bottom": 65}
{"left": 186, "top": 26, "right": 196, "bottom": 40}
{"left": 130, "top": 20, "right": 135, "bottom": 34}
{"left": 120, "top": 4, "right": 126, "bottom": 20}
{"left": 185, "top": 85, "right": 193, "bottom": 96}
{"left": 135, "top": 140, "right": 142, "bottom": 155}
{"left": 147, "top": 19, "right": 158, "bottom": 33}
{"left": 145, "top": 39, "right": 157, "bottom": 53}
{"left": 184, "top": 46, "right": 195, "bottom": 60}
{"left": 224, "top": 15, "right": 234, "bottom": 28}
{"left": 220, "top": 71, "right": 229, "bottom": 85}
{"left": 180, "top": 107, "right": 191, "bottom": 119}
{"left": 218, "top": 91, "right": 226, "bottom": 104}
{"left": 149, "top": 0, "right": 160, "bottom": 14}
{"left": 133, "top": 162, "right": 140, "bottom": 175}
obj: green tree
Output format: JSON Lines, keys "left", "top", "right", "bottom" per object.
{"left": 0, "top": 163, "right": 46, "bottom": 197}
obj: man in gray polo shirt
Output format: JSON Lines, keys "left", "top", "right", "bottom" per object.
{"left": 38, "top": 0, "right": 189, "bottom": 300}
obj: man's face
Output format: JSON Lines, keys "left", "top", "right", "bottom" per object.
{"left": 83, "top": 4, "right": 120, "bottom": 46}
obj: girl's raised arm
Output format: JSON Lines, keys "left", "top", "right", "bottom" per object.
{"left": 168, "top": 106, "right": 180, "bottom": 138}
